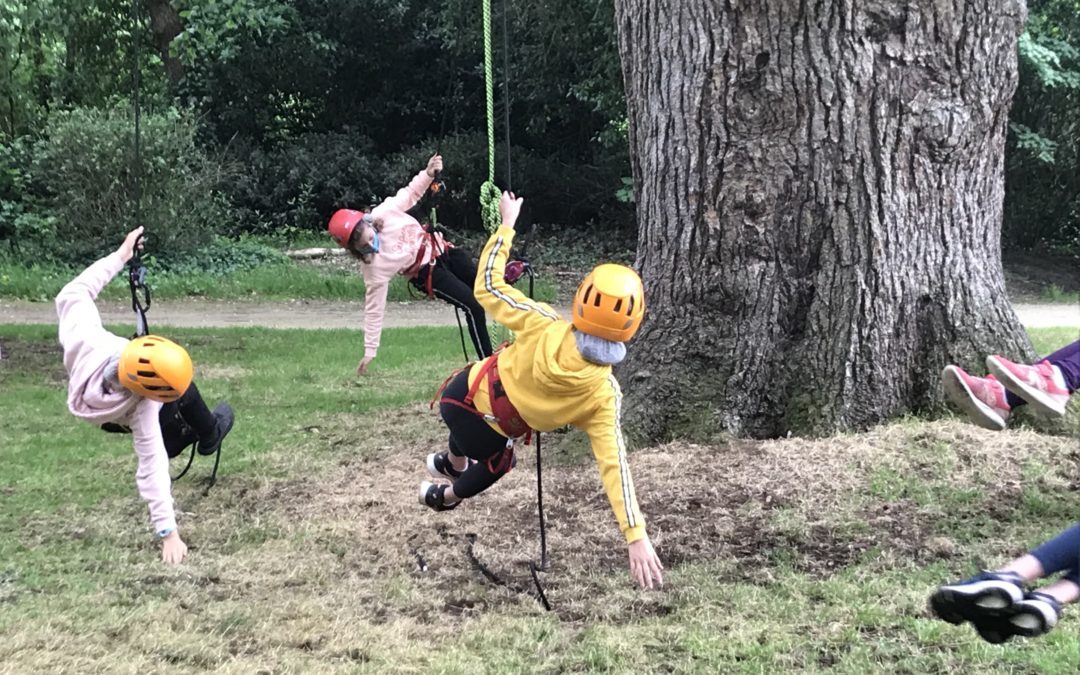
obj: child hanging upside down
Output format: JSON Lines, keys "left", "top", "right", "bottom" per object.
{"left": 930, "top": 525, "right": 1080, "bottom": 642}
{"left": 56, "top": 227, "right": 234, "bottom": 564}
{"left": 328, "top": 153, "right": 493, "bottom": 374}
{"left": 941, "top": 340, "right": 1077, "bottom": 430}
{"left": 419, "top": 191, "right": 664, "bottom": 590}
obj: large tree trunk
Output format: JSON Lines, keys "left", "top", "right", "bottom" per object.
{"left": 614, "top": 0, "right": 1032, "bottom": 439}
{"left": 145, "top": 0, "right": 184, "bottom": 87}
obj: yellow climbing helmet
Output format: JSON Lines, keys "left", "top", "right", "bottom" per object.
{"left": 572, "top": 263, "right": 645, "bottom": 343}
{"left": 118, "top": 335, "right": 193, "bottom": 402}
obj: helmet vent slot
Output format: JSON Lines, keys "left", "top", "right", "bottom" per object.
{"left": 613, "top": 298, "right": 623, "bottom": 313}
{"left": 137, "top": 370, "right": 157, "bottom": 378}
{"left": 627, "top": 296, "right": 636, "bottom": 315}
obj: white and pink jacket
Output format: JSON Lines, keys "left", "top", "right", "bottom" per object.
{"left": 55, "top": 253, "right": 176, "bottom": 533}
{"left": 361, "top": 170, "right": 451, "bottom": 358}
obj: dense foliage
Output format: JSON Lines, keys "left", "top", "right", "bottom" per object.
{"left": 1, "top": 0, "right": 1077, "bottom": 265}
{"left": 1006, "top": 0, "right": 1080, "bottom": 254}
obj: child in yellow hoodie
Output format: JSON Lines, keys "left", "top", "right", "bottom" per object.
{"left": 420, "top": 192, "right": 664, "bottom": 590}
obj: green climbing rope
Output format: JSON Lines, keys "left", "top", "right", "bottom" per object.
{"left": 479, "top": 0, "right": 501, "bottom": 233}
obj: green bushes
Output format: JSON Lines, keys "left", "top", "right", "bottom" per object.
{"left": 3, "top": 106, "right": 231, "bottom": 266}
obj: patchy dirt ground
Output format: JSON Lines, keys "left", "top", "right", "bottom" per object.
{"left": 178, "top": 406, "right": 1078, "bottom": 628}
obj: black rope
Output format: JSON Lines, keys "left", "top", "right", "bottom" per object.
{"left": 130, "top": 0, "right": 142, "bottom": 228}
{"left": 453, "top": 307, "right": 472, "bottom": 363}
{"left": 127, "top": 0, "right": 150, "bottom": 338}
{"left": 524, "top": 264, "right": 551, "bottom": 610}
{"left": 171, "top": 443, "right": 197, "bottom": 482}
{"left": 204, "top": 443, "right": 222, "bottom": 494}
{"left": 528, "top": 421, "right": 551, "bottom": 610}
{"left": 501, "top": 0, "right": 513, "bottom": 190}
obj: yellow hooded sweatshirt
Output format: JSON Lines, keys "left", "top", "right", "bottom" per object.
{"left": 467, "top": 225, "right": 647, "bottom": 544}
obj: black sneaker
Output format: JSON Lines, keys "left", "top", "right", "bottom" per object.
{"left": 929, "top": 570, "right": 1026, "bottom": 626}
{"left": 427, "top": 452, "right": 467, "bottom": 481}
{"left": 198, "top": 402, "right": 235, "bottom": 456}
{"left": 1009, "top": 591, "right": 1062, "bottom": 638}
{"left": 419, "top": 481, "right": 459, "bottom": 512}
{"left": 973, "top": 614, "right": 1020, "bottom": 644}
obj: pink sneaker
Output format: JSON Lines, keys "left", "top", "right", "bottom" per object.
{"left": 986, "top": 356, "right": 1069, "bottom": 417}
{"left": 942, "top": 365, "right": 1011, "bottom": 431}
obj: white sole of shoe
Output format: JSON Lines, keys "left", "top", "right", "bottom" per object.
{"left": 986, "top": 356, "right": 1067, "bottom": 417}
{"left": 1010, "top": 600, "right": 1058, "bottom": 636}
{"left": 936, "top": 579, "right": 1024, "bottom": 617}
{"left": 942, "top": 366, "right": 1007, "bottom": 431}
{"left": 418, "top": 481, "right": 435, "bottom": 507}
{"left": 426, "top": 453, "right": 458, "bottom": 481}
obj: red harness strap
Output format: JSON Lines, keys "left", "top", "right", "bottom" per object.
{"left": 430, "top": 352, "right": 533, "bottom": 474}
{"left": 407, "top": 226, "right": 447, "bottom": 299}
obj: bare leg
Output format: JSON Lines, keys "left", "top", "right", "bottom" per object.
{"left": 1037, "top": 578, "right": 1080, "bottom": 605}
{"left": 448, "top": 448, "right": 468, "bottom": 473}
{"left": 999, "top": 554, "right": 1046, "bottom": 582}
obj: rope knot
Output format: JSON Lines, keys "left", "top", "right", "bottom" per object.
{"left": 480, "top": 180, "right": 502, "bottom": 233}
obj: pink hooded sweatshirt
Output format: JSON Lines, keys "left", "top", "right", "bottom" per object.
{"left": 55, "top": 252, "right": 176, "bottom": 533}
{"left": 361, "top": 170, "right": 450, "bottom": 358}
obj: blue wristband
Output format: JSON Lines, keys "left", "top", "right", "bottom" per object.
{"left": 157, "top": 527, "right": 176, "bottom": 539}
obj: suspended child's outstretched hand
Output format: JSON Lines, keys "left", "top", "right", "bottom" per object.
{"left": 160, "top": 531, "right": 188, "bottom": 565}
{"left": 499, "top": 191, "right": 523, "bottom": 230}
{"left": 426, "top": 153, "right": 444, "bottom": 177}
{"left": 628, "top": 536, "right": 665, "bottom": 590}
{"left": 117, "top": 226, "right": 145, "bottom": 264}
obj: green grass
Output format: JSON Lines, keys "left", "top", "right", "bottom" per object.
{"left": 0, "top": 326, "right": 1078, "bottom": 673}
{"left": 0, "top": 259, "right": 558, "bottom": 303}
{"left": 1039, "top": 284, "right": 1080, "bottom": 305}
{"left": 1030, "top": 327, "right": 1079, "bottom": 355}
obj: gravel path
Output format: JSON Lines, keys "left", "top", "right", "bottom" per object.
{"left": 0, "top": 298, "right": 572, "bottom": 330}
{"left": 1, "top": 298, "right": 1076, "bottom": 329}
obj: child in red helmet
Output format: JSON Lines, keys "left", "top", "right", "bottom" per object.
{"left": 328, "top": 154, "right": 493, "bottom": 375}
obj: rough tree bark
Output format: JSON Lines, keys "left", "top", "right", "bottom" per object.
{"left": 613, "top": 0, "right": 1032, "bottom": 439}
{"left": 145, "top": 0, "right": 184, "bottom": 87}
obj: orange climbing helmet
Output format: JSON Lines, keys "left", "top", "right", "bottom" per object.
{"left": 327, "top": 209, "right": 366, "bottom": 248}
{"left": 118, "top": 335, "right": 193, "bottom": 403}
{"left": 572, "top": 264, "right": 645, "bottom": 343}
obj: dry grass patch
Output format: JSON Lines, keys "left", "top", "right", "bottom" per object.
{"left": 170, "top": 414, "right": 1080, "bottom": 630}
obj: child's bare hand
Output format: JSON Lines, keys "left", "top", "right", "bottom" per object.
{"left": 161, "top": 531, "right": 188, "bottom": 565}
{"left": 426, "top": 154, "right": 444, "bottom": 177}
{"left": 628, "top": 536, "right": 664, "bottom": 590}
{"left": 117, "top": 226, "right": 145, "bottom": 263}
{"left": 499, "top": 191, "right": 523, "bottom": 229}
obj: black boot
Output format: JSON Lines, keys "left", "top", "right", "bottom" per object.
{"left": 159, "top": 402, "right": 199, "bottom": 459}
{"left": 198, "top": 402, "right": 235, "bottom": 456}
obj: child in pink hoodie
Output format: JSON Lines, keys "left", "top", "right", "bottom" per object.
{"left": 328, "top": 154, "right": 494, "bottom": 374}
{"left": 56, "top": 227, "right": 234, "bottom": 564}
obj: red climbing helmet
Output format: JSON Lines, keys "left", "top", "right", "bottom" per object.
{"left": 327, "top": 209, "right": 366, "bottom": 248}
